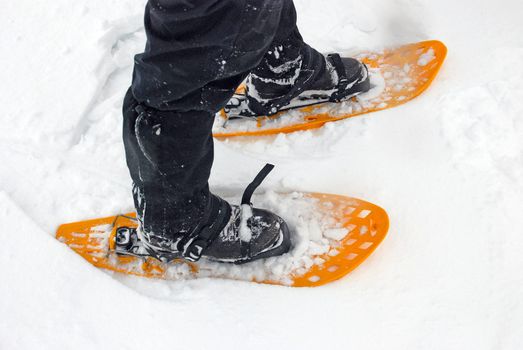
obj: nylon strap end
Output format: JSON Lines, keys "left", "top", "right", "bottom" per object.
{"left": 241, "top": 164, "right": 275, "bottom": 205}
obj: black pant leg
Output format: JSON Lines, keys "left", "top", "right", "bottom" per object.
{"left": 132, "top": 0, "right": 287, "bottom": 112}
{"left": 123, "top": 0, "right": 293, "bottom": 241}
{"left": 123, "top": 90, "right": 215, "bottom": 245}
{"left": 246, "top": 0, "right": 333, "bottom": 115}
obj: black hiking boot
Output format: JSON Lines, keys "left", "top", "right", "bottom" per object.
{"left": 115, "top": 165, "right": 291, "bottom": 264}
{"left": 225, "top": 54, "right": 371, "bottom": 118}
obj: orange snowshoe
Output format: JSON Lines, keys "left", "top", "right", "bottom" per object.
{"left": 56, "top": 192, "right": 388, "bottom": 287}
{"left": 214, "top": 40, "right": 447, "bottom": 138}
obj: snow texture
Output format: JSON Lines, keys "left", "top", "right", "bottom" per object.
{"left": 1, "top": 0, "right": 523, "bottom": 349}
{"left": 239, "top": 203, "right": 254, "bottom": 242}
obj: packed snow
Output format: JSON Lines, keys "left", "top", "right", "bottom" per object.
{"left": 1, "top": 0, "right": 523, "bottom": 349}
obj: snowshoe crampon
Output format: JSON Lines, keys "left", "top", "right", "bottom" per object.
{"left": 56, "top": 193, "right": 389, "bottom": 287}
{"left": 214, "top": 40, "right": 447, "bottom": 138}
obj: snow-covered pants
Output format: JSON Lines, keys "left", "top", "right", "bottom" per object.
{"left": 123, "top": 0, "right": 328, "bottom": 237}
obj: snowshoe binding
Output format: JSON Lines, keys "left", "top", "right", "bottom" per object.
{"left": 115, "top": 164, "right": 291, "bottom": 265}
{"left": 225, "top": 54, "right": 370, "bottom": 119}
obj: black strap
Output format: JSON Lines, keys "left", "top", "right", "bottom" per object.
{"left": 183, "top": 195, "right": 231, "bottom": 262}
{"left": 241, "top": 164, "right": 275, "bottom": 205}
{"left": 327, "top": 54, "right": 350, "bottom": 102}
{"left": 239, "top": 164, "right": 275, "bottom": 259}
{"left": 182, "top": 164, "right": 275, "bottom": 262}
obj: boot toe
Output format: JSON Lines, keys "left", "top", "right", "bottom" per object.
{"left": 245, "top": 208, "right": 292, "bottom": 263}
{"left": 341, "top": 57, "right": 365, "bottom": 79}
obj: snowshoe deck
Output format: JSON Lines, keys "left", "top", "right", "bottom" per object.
{"left": 56, "top": 193, "right": 389, "bottom": 287}
{"left": 214, "top": 40, "right": 447, "bottom": 138}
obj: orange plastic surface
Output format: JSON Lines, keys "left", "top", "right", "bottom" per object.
{"left": 214, "top": 40, "right": 447, "bottom": 138}
{"left": 56, "top": 193, "right": 389, "bottom": 287}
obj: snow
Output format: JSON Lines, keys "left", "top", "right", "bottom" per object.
{"left": 1, "top": 0, "right": 523, "bottom": 349}
{"left": 239, "top": 204, "right": 254, "bottom": 242}
{"left": 324, "top": 228, "right": 350, "bottom": 240}
{"left": 418, "top": 48, "right": 435, "bottom": 66}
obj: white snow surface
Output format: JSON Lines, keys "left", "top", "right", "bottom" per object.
{"left": 1, "top": 0, "right": 523, "bottom": 349}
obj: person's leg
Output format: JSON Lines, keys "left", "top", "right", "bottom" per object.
{"left": 123, "top": 0, "right": 292, "bottom": 263}
{"left": 123, "top": 94, "right": 220, "bottom": 257}
{"left": 238, "top": 0, "right": 370, "bottom": 116}
{"left": 244, "top": 0, "right": 332, "bottom": 115}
